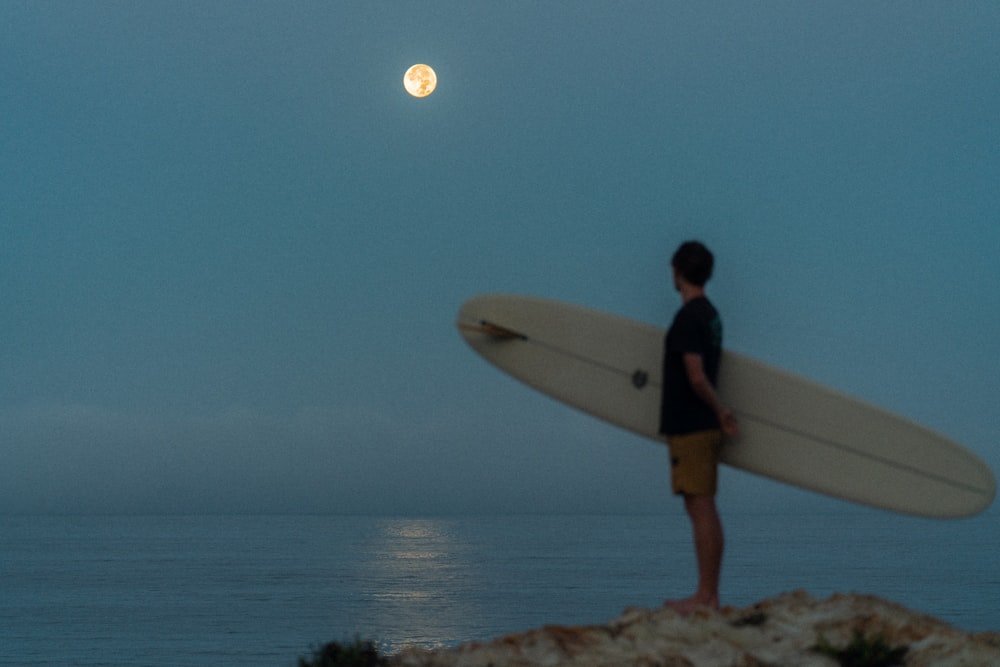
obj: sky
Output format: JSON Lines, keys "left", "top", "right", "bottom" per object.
{"left": 2, "top": 2, "right": 998, "bottom": 517}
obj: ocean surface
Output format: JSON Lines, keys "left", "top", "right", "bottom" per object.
{"left": 1, "top": 510, "right": 997, "bottom": 666}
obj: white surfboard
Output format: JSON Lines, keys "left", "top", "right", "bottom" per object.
{"left": 456, "top": 293, "right": 996, "bottom": 518}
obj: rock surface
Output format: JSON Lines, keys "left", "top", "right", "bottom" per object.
{"left": 392, "top": 590, "right": 1000, "bottom": 667}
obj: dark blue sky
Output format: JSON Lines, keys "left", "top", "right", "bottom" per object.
{"left": 2, "top": 2, "right": 998, "bottom": 515}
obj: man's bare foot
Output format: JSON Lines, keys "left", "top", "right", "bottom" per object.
{"left": 665, "top": 595, "right": 719, "bottom": 615}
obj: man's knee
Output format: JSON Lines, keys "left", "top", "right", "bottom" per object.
{"left": 683, "top": 493, "right": 718, "bottom": 517}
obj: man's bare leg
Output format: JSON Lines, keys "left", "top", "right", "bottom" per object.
{"left": 667, "top": 493, "right": 723, "bottom": 614}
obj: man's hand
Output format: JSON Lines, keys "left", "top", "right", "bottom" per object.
{"left": 718, "top": 408, "right": 739, "bottom": 437}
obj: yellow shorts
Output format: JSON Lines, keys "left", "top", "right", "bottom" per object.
{"left": 667, "top": 429, "right": 723, "bottom": 496}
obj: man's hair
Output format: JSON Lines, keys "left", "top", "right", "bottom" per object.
{"left": 672, "top": 241, "right": 714, "bottom": 286}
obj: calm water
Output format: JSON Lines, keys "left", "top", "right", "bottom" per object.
{"left": 1, "top": 510, "right": 997, "bottom": 666}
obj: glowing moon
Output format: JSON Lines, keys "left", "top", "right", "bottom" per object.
{"left": 403, "top": 64, "right": 437, "bottom": 98}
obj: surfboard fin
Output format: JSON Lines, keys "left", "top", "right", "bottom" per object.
{"left": 458, "top": 320, "right": 528, "bottom": 341}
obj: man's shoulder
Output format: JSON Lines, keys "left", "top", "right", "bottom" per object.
{"left": 674, "top": 298, "right": 722, "bottom": 349}
{"left": 680, "top": 296, "right": 718, "bottom": 319}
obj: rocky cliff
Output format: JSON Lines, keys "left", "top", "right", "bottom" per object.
{"left": 392, "top": 591, "right": 1000, "bottom": 667}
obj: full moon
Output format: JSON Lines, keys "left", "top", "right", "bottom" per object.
{"left": 403, "top": 64, "right": 437, "bottom": 98}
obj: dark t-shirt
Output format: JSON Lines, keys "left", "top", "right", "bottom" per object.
{"left": 659, "top": 296, "right": 723, "bottom": 436}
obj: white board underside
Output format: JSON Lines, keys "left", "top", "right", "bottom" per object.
{"left": 457, "top": 294, "right": 995, "bottom": 518}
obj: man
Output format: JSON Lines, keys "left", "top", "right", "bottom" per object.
{"left": 660, "top": 240, "right": 739, "bottom": 614}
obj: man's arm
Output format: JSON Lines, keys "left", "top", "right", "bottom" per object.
{"left": 683, "top": 352, "right": 739, "bottom": 436}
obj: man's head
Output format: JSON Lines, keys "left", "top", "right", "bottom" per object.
{"left": 672, "top": 241, "right": 714, "bottom": 287}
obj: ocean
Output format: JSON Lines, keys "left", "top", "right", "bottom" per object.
{"left": 1, "top": 510, "right": 997, "bottom": 666}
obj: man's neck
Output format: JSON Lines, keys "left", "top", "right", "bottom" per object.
{"left": 679, "top": 283, "right": 706, "bottom": 304}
